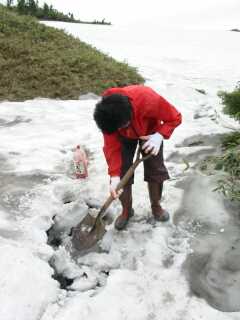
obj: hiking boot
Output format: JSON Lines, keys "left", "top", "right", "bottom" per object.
{"left": 114, "top": 208, "right": 134, "bottom": 230}
{"left": 114, "top": 185, "right": 133, "bottom": 231}
{"left": 151, "top": 204, "right": 169, "bottom": 222}
{"left": 148, "top": 182, "right": 170, "bottom": 222}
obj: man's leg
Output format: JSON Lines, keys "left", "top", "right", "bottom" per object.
{"left": 143, "top": 143, "right": 170, "bottom": 221}
{"left": 115, "top": 138, "right": 137, "bottom": 230}
{"left": 115, "top": 185, "right": 134, "bottom": 230}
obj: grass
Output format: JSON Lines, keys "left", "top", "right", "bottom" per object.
{"left": 0, "top": 5, "right": 144, "bottom": 101}
{"left": 199, "top": 132, "right": 240, "bottom": 201}
{"left": 218, "top": 85, "right": 240, "bottom": 122}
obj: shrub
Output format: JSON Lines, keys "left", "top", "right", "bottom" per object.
{"left": 218, "top": 83, "right": 240, "bottom": 122}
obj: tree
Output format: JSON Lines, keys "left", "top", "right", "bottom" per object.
{"left": 27, "top": 0, "right": 37, "bottom": 15}
{"left": 17, "top": 0, "right": 27, "bottom": 14}
{"left": 43, "top": 2, "right": 49, "bottom": 17}
{"left": 6, "top": 0, "right": 13, "bottom": 7}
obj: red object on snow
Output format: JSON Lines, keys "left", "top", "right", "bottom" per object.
{"left": 73, "top": 145, "right": 88, "bottom": 179}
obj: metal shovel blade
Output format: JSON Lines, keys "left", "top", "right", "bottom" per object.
{"left": 72, "top": 212, "right": 106, "bottom": 253}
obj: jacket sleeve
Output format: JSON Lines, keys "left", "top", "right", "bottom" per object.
{"left": 145, "top": 95, "right": 182, "bottom": 139}
{"left": 103, "top": 132, "right": 122, "bottom": 177}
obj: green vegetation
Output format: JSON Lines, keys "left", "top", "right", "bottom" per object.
{"left": 0, "top": 6, "right": 144, "bottom": 101}
{"left": 199, "top": 133, "right": 240, "bottom": 201}
{"left": 216, "top": 85, "right": 240, "bottom": 201}
{"left": 6, "top": 0, "right": 111, "bottom": 25}
{"left": 216, "top": 132, "right": 240, "bottom": 201}
{"left": 218, "top": 83, "right": 240, "bottom": 121}
{"left": 200, "top": 85, "right": 240, "bottom": 201}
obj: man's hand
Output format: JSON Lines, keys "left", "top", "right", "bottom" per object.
{"left": 140, "top": 133, "right": 163, "bottom": 155}
{"left": 110, "top": 176, "right": 122, "bottom": 199}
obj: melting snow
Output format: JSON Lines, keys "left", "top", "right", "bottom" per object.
{"left": 0, "top": 21, "right": 240, "bottom": 320}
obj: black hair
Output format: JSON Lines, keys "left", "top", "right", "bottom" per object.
{"left": 93, "top": 94, "right": 132, "bottom": 134}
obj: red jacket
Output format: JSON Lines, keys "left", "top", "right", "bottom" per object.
{"left": 102, "top": 85, "right": 182, "bottom": 177}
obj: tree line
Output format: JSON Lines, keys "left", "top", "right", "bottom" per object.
{"left": 5, "top": 0, "right": 111, "bottom": 24}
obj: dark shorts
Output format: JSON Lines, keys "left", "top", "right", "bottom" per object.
{"left": 120, "top": 136, "right": 170, "bottom": 185}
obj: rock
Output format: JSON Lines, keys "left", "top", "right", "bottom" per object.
{"left": 195, "top": 88, "right": 206, "bottom": 95}
{"left": 177, "top": 174, "right": 240, "bottom": 312}
{"left": 230, "top": 28, "right": 240, "bottom": 32}
{"left": 186, "top": 238, "right": 240, "bottom": 312}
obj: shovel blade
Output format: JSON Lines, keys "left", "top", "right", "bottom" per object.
{"left": 71, "top": 213, "right": 106, "bottom": 253}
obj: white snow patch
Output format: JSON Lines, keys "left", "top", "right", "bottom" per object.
{"left": 0, "top": 242, "right": 59, "bottom": 320}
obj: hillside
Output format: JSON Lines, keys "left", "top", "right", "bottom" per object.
{"left": 0, "top": 6, "right": 144, "bottom": 101}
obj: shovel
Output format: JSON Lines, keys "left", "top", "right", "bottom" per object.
{"left": 71, "top": 145, "right": 151, "bottom": 253}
